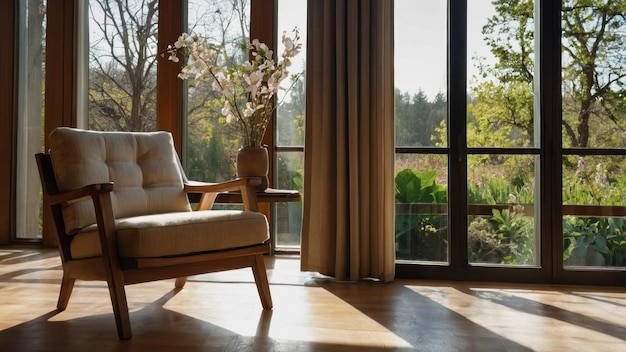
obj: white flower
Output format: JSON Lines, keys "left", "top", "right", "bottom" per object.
{"left": 166, "top": 27, "right": 301, "bottom": 148}
{"left": 168, "top": 53, "right": 179, "bottom": 63}
{"left": 243, "top": 102, "right": 256, "bottom": 118}
{"left": 174, "top": 34, "right": 188, "bottom": 48}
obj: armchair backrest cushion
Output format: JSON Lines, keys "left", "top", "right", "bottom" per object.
{"left": 49, "top": 127, "right": 191, "bottom": 231}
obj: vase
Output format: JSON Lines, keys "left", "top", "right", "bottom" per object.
{"left": 236, "top": 146, "right": 269, "bottom": 190}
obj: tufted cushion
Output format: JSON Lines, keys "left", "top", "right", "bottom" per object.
{"left": 49, "top": 128, "right": 191, "bottom": 231}
{"left": 69, "top": 210, "right": 269, "bottom": 259}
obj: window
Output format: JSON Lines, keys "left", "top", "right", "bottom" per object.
{"left": 465, "top": 0, "right": 539, "bottom": 267}
{"left": 183, "top": 0, "right": 251, "bottom": 183}
{"left": 394, "top": 0, "right": 448, "bottom": 262}
{"left": 561, "top": 2, "right": 626, "bottom": 269}
{"left": 87, "top": 0, "right": 159, "bottom": 131}
{"left": 274, "top": 0, "right": 306, "bottom": 250}
{"left": 394, "top": 0, "right": 625, "bottom": 284}
{"left": 15, "top": 0, "right": 47, "bottom": 240}
{"left": 181, "top": 0, "right": 306, "bottom": 250}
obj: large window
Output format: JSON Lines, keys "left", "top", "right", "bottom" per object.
{"left": 395, "top": 0, "right": 625, "bottom": 284}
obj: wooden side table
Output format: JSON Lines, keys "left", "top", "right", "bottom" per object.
{"left": 215, "top": 188, "right": 301, "bottom": 254}
{"left": 214, "top": 188, "right": 301, "bottom": 204}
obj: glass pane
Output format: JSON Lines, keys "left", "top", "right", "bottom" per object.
{"left": 88, "top": 0, "right": 158, "bottom": 131}
{"left": 394, "top": 0, "right": 447, "bottom": 147}
{"left": 274, "top": 0, "right": 306, "bottom": 250}
{"left": 562, "top": 155, "right": 626, "bottom": 268}
{"left": 185, "top": 0, "right": 250, "bottom": 182}
{"left": 467, "top": 0, "right": 537, "bottom": 148}
{"left": 467, "top": 154, "right": 538, "bottom": 266}
{"left": 277, "top": 0, "right": 306, "bottom": 147}
{"left": 395, "top": 154, "right": 449, "bottom": 263}
{"left": 16, "top": 0, "right": 47, "bottom": 239}
{"left": 562, "top": 4, "right": 626, "bottom": 149}
{"left": 274, "top": 151, "right": 304, "bottom": 248}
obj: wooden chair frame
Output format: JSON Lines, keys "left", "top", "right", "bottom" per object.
{"left": 35, "top": 153, "right": 272, "bottom": 340}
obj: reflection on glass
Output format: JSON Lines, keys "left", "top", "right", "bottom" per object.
{"left": 467, "top": 0, "right": 536, "bottom": 149}
{"left": 394, "top": 0, "right": 447, "bottom": 147}
{"left": 467, "top": 154, "right": 538, "bottom": 266}
{"left": 562, "top": 155, "right": 626, "bottom": 268}
{"left": 395, "top": 154, "right": 449, "bottom": 262}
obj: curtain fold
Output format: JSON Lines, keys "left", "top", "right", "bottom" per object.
{"left": 301, "top": 0, "right": 395, "bottom": 282}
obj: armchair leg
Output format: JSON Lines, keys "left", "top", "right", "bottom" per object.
{"left": 106, "top": 274, "right": 132, "bottom": 339}
{"left": 57, "top": 275, "right": 75, "bottom": 310}
{"left": 174, "top": 277, "right": 187, "bottom": 288}
{"left": 251, "top": 254, "right": 273, "bottom": 309}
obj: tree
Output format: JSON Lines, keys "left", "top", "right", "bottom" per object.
{"left": 89, "top": 0, "right": 158, "bottom": 132}
{"left": 395, "top": 88, "right": 446, "bottom": 147}
{"left": 562, "top": 1, "right": 626, "bottom": 148}
{"left": 476, "top": 0, "right": 626, "bottom": 149}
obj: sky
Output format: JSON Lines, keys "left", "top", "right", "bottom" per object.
{"left": 277, "top": 0, "right": 497, "bottom": 101}
{"left": 395, "top": 0, "right": 497, "bottom": 99}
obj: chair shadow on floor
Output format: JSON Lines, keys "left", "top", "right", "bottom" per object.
{"left": 0, "top": 286, "right": 274, "bottom": 352}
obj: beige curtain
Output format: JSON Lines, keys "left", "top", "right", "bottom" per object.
{"left": 301, "top": 0, "right": 395, "bottom": 282}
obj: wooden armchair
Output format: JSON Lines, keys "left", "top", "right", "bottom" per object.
{"left": 35, "top": 127, "right": 272, "bottom": 339}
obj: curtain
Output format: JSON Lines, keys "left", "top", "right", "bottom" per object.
{"left": 301, "top": 0, "right": 395, "bottom": 282}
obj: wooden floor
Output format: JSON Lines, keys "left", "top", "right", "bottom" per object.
{"left": 1, "top": 247, "right": 625, "bottom": 351}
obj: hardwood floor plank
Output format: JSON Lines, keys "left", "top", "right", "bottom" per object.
{"left": 0, "top": 247, "right": 625, "bottom": 351}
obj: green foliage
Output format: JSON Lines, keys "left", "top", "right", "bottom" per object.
{"left": 562, "top": 155, "right": 626, "bottom": 206}
{"left": 563, "top": 216, "right": 626, "bottom": 266}
{"left": 395, "top": 169, "right": 447, "bottom": 204}
{"left": 395, "top": 168, "right": 448, "bottom": 261}
{"left": 396, "top": 166, "right": 626, "bottom": 266}
{"left": 480, "top": 0, "right": 626, "bottom": 149}
{"left": 468, "top": 209, "right": 535, "bottom": 265}
{"left": 467, "top": 80, "right": 534, "bottom": 148}
{"left": 468, "top": 172, "right": 534, "bottom": 205}
{"left": 490, "top": 209, "right": 535, "bottom": 264}
{"left": 394, "top": 89, "right": 446, "bottom": 147}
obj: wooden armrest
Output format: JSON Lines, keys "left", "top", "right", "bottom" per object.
{"left": 185, "top": 178, "right": 261, "bottom": 212}
{"left": 48, "top": 183, "right": 114, "bottom": 206}
{"left": 184, "top": 177, "right": 261, "bottom": 194}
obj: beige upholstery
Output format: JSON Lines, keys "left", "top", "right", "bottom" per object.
{"left": 48, "top": 127, "right": 269, "bottom": 259}
{"left": 49, "top": 128, "right": 191, "bottom": 231}
{"left": 71, "top": 210, "right": 269, "bottom": 259}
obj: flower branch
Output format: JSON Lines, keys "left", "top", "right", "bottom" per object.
{"left": 164, "top": 29, "right": 302, "bottom": 148}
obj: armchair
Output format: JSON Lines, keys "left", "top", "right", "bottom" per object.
{"left": 35, "top": 127, "right": 272, "bottom": 339}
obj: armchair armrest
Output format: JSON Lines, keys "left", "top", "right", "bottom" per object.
{"left": 47, "top": 182, "right": 115, "bottom": 206}
{"left": 184, "top": 177, "right": 261, "bottom": 212}
{"left": 184, "top": 177, "right": 261, "bottom": 193}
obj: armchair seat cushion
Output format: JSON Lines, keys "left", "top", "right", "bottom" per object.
{"left": 70, "top": 210, "right": 269, "bottom": 259}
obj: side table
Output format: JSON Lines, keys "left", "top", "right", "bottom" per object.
{"left": 215, "top": 188, "right": 301, "bottom": 254}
